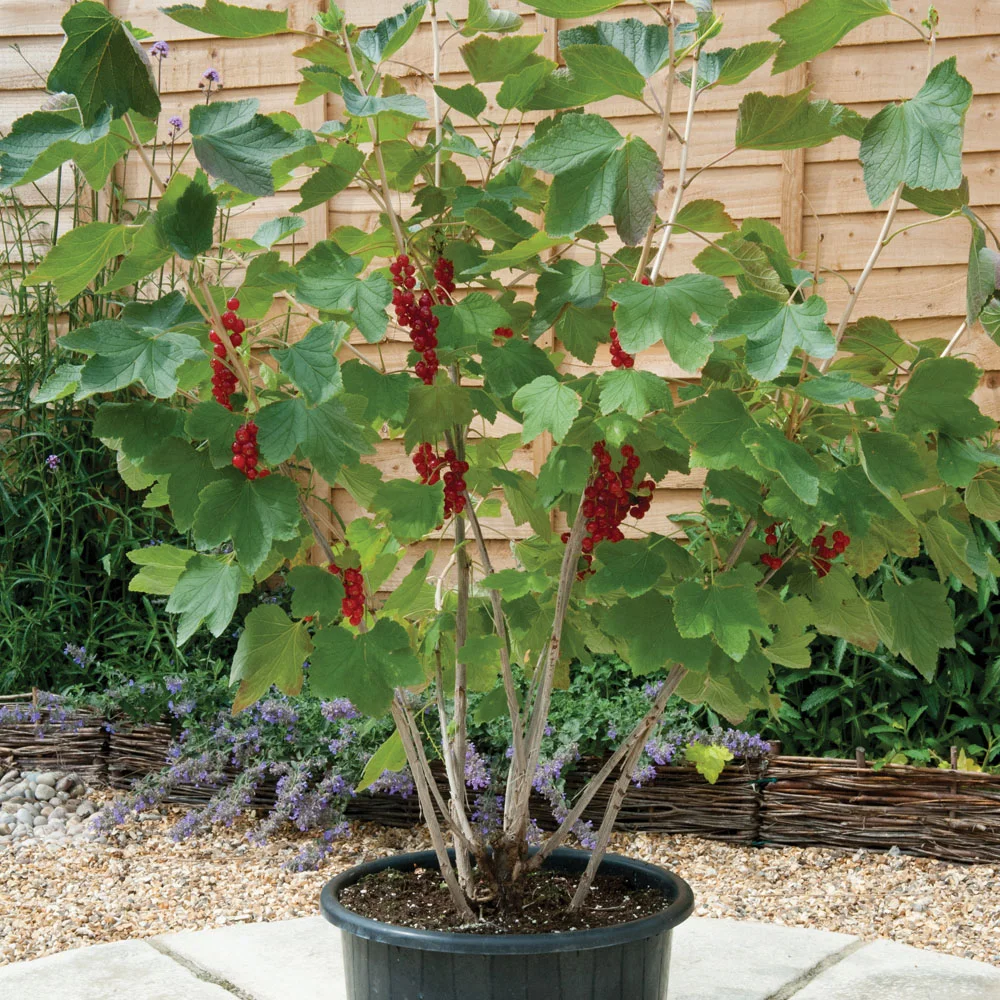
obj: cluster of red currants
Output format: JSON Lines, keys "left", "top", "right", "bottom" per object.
{"left": 328, "top": 560, "right": 365, "bottom": 626}
{"left": 494, "top": 326, "right": 514, "bottom": 339}
{"left": 412, "top": 443, "right": 469, "bottom": 518}
{"left": 230, "top": 420, "right": 270, "bottom": 480}
{"left": 760, "top": 522, "right": 784, "bottom": 571}
{"left": 608, "top": 275, "right": 649, "bottom": 369}
{"left": 811, "top": 528, "right": 851, "bottom": 578}
{"left": 390, "top": 254, "right": 456, "bottom": 385}
{"left": 210, "top": 297, "right": 245, "bottom": 410}
{"left": 563, "top": 442, "right": 654, "bottom": 577}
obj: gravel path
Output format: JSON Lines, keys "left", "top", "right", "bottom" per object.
{"left": 2, "top": 800, "right": 997, "bottom": 968}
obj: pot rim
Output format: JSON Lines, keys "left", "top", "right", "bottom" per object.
{"left": 320, "top": 847, "right": 694, "bottom": 954}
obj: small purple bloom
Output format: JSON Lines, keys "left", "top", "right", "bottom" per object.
{"left": 45, "top": 454, "right": 60, "bottom": 470}
{"left": 203, "top": 68, "right": 221, "bottom": 84}
{"left": 168, "top": 115, "right": 183, "bottom": 130}
{"left": 150, "top": 40, "right": 170, "bottom": 58}
{"left": 165, "top": 676, "right": 184, "bottom": 696}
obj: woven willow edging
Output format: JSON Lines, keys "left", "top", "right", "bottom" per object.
{"left": 4, "top": 714, "right": 999, "bottom": 863}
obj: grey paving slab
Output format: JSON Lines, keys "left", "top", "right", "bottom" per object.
{"left": 0, "top": 939, "right": 235, "bottom": 1000}
{"left": 157, "top": 915, "right": 345, "bottom": 1000}
{"left": 667, "top": 918, "right": 857, "bottom": 1000}
{"left": 791, "top": 938, "right": 1000, "bottom": 1000}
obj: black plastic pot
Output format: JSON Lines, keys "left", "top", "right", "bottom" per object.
{"left": 320, "top": 848, "right": 694, "bottom": 999}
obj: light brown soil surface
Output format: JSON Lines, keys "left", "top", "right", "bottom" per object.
{"left": 3, "top": 801, "right": 997, "bottom": 968}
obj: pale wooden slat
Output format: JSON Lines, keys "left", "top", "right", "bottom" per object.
{"left": 805, "top": 152, "right": 998, "bottom": 217}
{"left": 822, "top": 263, "right": 967, "bottom": 323}
{"left": 109, "top": 0, "right": 322, "bottom": 41}
{"left": 0, "top": 3, "right": 71, "bottom": 37}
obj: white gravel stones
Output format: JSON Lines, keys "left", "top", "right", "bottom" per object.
{"left": 0, "top": 769, "right": 99, "bottom": 847}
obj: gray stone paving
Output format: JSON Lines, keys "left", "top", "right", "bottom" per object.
{"left": 2, "top": 915, "right": 999, "bottom": 999}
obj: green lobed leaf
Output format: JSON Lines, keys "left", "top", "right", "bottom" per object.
{"left": 676, "top": 389, "right": 756, "bottom": 472}
{"left": 597, "top": 369, "right": 672, "bottom": 420}
{"left": 340, "top": 79, "right": 428, "bottom": 119}
{"left": 769, "top": 0, "right": 893, "bottom": 74}
{"left": 308, "top": 619, "right": 424, "bottom": 717}
{"left": 462, "top": 0, "right": 522, "bottom": 35}
{"left": 610, "top": 275, "right": 733, "bottom": 372}
{"left": 858, "top": 431, "right": 926, "bottom": 496}
{"left": 272, "top": 322, "right": 345, "bottom": 406}
{"left": 481, "top": 339, "right": 558, "bottom": 399}
{"left": 167, "top": 554, "right": 246, "bottom": 645}
{"left": 126, "top": 545, "right": 195, "bottom": 595}
{"left": 25, "top": 222, "right": 131, "bottom": 302}
{"left": 157, "top": 170, "right": 217, "bottom": 260}
{"left": 193, "top": 472, "right": 302, "bottom": 575}
{"left": 967, "top": 224, "right": 1000, "bottom": 325}
{"left": 587, "top": 538, "right": 667, "bottom": 598}
{"left": 93, "top": 401, "right": 186, "bottom": 462}
{"left": 374, "top": 479, "right": 446, "bottom": 541}
{"left": 558, "top": 19, "right": 672, "bottom": 79}
{"left": 966, "top": 469, "right": 1000, "bottom": 520}
{"left": 434, "top": 83, "right": 488, "bottom": 119}
{"left": 603, "top": 592, "right": 712, "bottom": 676}
{"left": 512, "top": 375, "right": 581, "bottom": 444}
{"left": 699, "top": 41, "right": 780, "bottom": 88}
{"left": 521, "top": 0, "right": 622, "bottom": 16}
{"left": 358, "top": 2, "right": 427, "bottom": 64}
{"left": 736, "top": 89, "right": 865, "bottom": 150}
{"left": 341, "top": 361, "right": 412, "bottom": 426}
{"left": 356, "top": 730, "right": 408, "bottom": 791}
{"left": 288, "top": 564, "right": 345, "bottom": 621}
{"left": 231, "top": 605, "right": 312, "bottom": 713}
{"left": 141, "top": 438, "right": 224, "bottom": 533}
{"left": 460, "top": 34, "right": 544, "bottom": 82}
{"left": 35, "top": 364, "right": 83, "bottom": 404}
{"left": 47, "top": 2, "right": 160, "bottom": 124}
{"left": 162, "top": 0, "right": 288, "bottom": 37}
{"left": 881, "top": 578, "right": 956, "bottom": 681}
{"left": 896, "top": 357, "right": 995, "bottom": 440}
{"left": 189, "top": 98, "right": 314, "bottom": 197}
{"left": 675, "top": 199, "right": 737, "bottom": 234}
{"left": 0, "top": 106, "right": 112, "bottom": 189}
{"left": 292, "top": 144, "right": 365, "bottom": 212}
{"left": 100, "top": 215, "right": 173, "bottom": 293}
{"left": 404, "top": 381, "right": 475, "bottom": 450}
{"left": 685, "top": 742, "right": 734, "bottom": 784}
{"left": 714, "top": 294, "right": 834, "bottom": 380}
{"left": 381, "top": 551, "right": 435, "bottom": 616}
{"left": 674, "top": 563, "right": 767, "bottom": 661}
{"left": 859, "top": 57, "right": 973, "bottom": 207}
{"left": 58, "top": 318, "right": 203, "bottom": 399}
{"left": 743, "top": 425, "right": 821, "bottom": 506}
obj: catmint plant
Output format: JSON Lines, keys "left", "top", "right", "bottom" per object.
{"left": 8, "top": 0, "right": 1000, "bottom": 920}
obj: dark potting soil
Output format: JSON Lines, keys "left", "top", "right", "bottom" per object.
{"left": 338, "top": 865, "right": 666, "bottom": 934}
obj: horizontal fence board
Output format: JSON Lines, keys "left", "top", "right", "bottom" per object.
{"left": 110, "top": 0, "right": 322, "bottom": 40}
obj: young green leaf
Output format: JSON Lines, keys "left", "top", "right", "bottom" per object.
{"left": 459, "top": 34, "right": 544, "bottom": 82}
{"left": 598, "top": 369, "right": 672, "bottom": 419}
{"left": 859, "top": 57, "right": 972, "bottom": 207}
{"left": 162, "top": 0, "right": 288, "bottom": 38}
{"left": 521, "top": 0, "right": 622, "bottom": 15}
{"left": 743, "top": 425, "right": 821, "bottom": 506}
{"left": 231, "top": 605, "right": 312, "bottom": 713}
{"left": 47, "top": 2, "right": 161, "bottom": 124}
{"left": 769, "top": 0, "right": 893, "bottom": 74}
{"left": 100, "top": 216, "right": 174, "bottom": 293}
{"left": 684, "top": 742, "right": 734, "bottom": 784}
{"left": 603, "top": 592, "right": 712, "bottom": 675}
{"left": 675, "top": 199, "right": 737, "bottom": 234}
{"left": 512, "top": 375, "right": 581, "bottom": 443}
{"left": 35, "top": 364, "right": 83, "bottom": 404}
{"left": 676, "top": 389, "right": 756, "bottom": 472}
{"left": 967, "top": 224, "right": 1000, "bottom": 325}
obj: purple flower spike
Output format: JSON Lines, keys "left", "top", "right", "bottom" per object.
{"left": 150, "top": 40, "right": 170, "bottom": 58}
